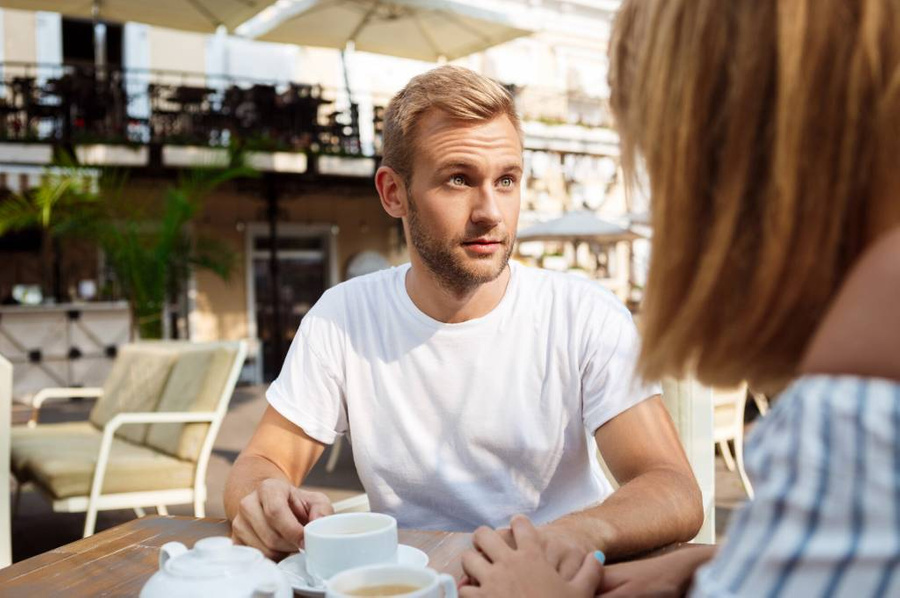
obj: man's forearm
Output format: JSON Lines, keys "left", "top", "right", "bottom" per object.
{"left": 547, "top": 466, "right": 703, "bottom": 559}
{"left": 224, "top": 452, "right": 293, "bottom": 521}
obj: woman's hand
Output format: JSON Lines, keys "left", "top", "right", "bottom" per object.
{"left": 459, "top": 515, "right": 604, "bottom": 598}
{"left": 597, "top": 545, "right": 717, "bottom": 597}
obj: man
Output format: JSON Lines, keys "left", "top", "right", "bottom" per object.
{"left": 225, "top": 66, "right": 702, "bottom": 574}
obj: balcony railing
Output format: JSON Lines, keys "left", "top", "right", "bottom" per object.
{"left": 0, "top": 62, "right": 389, "bottom": 157}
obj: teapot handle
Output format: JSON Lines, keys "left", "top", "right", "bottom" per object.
{"left": 159, "top": 542, "right": 188, "bottom": 569}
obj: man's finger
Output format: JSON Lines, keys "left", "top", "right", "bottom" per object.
{"left": 472, "top": 526, "right": 512, "bottom": 562}
{"left": 242, "top": 495, "right": 297, "bottom": 553}
{"left": 558, "top": 551, "right": 586, "bottom": 581}
{"left": 544, "top": 542, "right": 565, "bottom": 571}
{"left": 568, "top": 551, "right": 604, "bottom": 595}
{"left": 289, "top": 489, "right": 334, "bottom": 523}
{"left": 459, "top": 586, "right": 482, "bottom": 598}
{"left": 262, "top": 493, "right": 305, "bottom": 548}
{"left": 596, "top": 562, "right": 633, "bottom": 592}
{"left": 304, "top": 491, "right": 335, "bottom": 521}
{"left": 509, "top": 515, "right": 541, "bottom": 551}
{"left": 460, "top": 550, "right": 492, "bottom": 584}
{"left": 240, "top": 495, "right": 297, "bottom": 553}
{"left": 232, "top": 516, "right": 285, "bottom": 561}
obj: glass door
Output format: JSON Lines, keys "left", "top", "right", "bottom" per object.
{"left": 251, "top": 232, "right": 328, "bottom": 381}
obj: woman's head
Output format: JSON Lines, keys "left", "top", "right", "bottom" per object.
{"left": 610, "top": 0, "right": 900, "bottom": 390}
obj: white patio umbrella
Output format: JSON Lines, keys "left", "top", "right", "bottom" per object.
{"left": 517, "top": 210, "right": 642, "bottom": 244}
{"left": 237, "top": 0, "right": 535, "bottom": 63}
{"left": 0, "top": 0, "right": 277, "bottom": 33}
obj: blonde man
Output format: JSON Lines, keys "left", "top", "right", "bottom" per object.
{"left": 224, "top": 66, "right": 702, "bottom": 571}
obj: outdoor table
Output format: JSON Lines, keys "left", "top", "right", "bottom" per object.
{"left": 0, "top": 515, "right": 473, "bottom": 596}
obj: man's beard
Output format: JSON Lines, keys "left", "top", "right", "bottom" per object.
{"left": 407, "top": 192, "right": 513, "bottom": 295}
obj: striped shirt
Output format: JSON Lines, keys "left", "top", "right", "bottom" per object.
{"left": 692, "top": 375, "right": 900, "bottom": 597}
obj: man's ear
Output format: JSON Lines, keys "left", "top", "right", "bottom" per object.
{"left": 375, "top": 166, "right": 408, "bottom": 219}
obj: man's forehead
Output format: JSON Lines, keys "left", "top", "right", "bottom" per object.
{"left": 414, "top": 110, "right": 523, "bottom": 162}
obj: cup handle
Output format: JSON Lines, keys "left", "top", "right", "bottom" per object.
{"left": 438, "top": 574, "right": 458, "bottom": 598}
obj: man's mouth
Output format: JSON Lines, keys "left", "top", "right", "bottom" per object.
{"left": 462, "top": 238, "right": 502, "bottom": 246}
{"left": 461, "top": 238, "right": 504, "bottom": 255}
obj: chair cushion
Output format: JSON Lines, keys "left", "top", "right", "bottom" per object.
{"left": 145, "top": 345, "right": 237, "bottom": 461}
{"left": 11, "top": 422, "right": 195, "bottom": 499}
{"left": 89, "top": 344, "right": 179, "bottom": 445}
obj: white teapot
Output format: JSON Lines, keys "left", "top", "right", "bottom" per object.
{"left": 140, "top": 536, "right": 292, "bottom": 598}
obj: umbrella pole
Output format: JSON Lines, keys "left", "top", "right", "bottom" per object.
{"left": 340, "top": 43, "right": 355, "bottom": 105}
{"left": 92, "top": 2, "right": 107, "bottom": 80}
{"left": 265, "top": 174, "right": 285, "bottom": 370}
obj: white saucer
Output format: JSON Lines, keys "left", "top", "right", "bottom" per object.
{"left": 278, "top": 545, "right": 430, "bottom": 597}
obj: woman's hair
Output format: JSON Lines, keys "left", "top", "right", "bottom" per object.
{"left": 381, "top": 65, "right": 522, "bottom": 185}
{"left": 610, "top": 0, "right": 900, "bottom": 390}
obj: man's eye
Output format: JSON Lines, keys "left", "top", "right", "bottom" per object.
{"left": 450, "top": 174, "right": 467, "bottom": 186}
{"left": 499, "top": 176, "right": 515, "bottom": 188}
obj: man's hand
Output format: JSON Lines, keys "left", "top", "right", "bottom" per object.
{"left": 597, "top": 545, "right": 716, "bottom": 597}
{"left": 496, "top": 520, "right": 597, "bottom": 580}
{"left": 460, "top": 516, "right": 603, "bottom": 598}
{"left": 231, "top": 478, "right": 334, "bottom": 560}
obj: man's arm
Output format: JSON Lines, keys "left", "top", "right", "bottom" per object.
{"left": 224, "top": 406, "right": 333, "bottom": 559}
{"left": 542, "top": 396, "right": 703, "bottom": 566}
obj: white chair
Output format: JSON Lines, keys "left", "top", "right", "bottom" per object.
{"left": 713, "top": 384, "right": 753, "bottom": 498}
{"left": 333, "top": 493, "right": 370, "bottom": 514}
{"left": 660, "top": 378, "right": 716, "bottom": 544}
{"left": 11, "top": 340, "right": 247, "bottom": 537}
{"left": 0, "top": 355, "right": 12, "bottom": 568}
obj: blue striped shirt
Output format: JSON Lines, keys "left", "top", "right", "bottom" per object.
{"left": 692, "top": 375, "right": 900, "bottom": 597}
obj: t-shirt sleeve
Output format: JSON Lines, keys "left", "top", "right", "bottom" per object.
{"left": 581, "top": 297, "right": 661, "bottom": 435}
{"left": 266, "top": 313, "right": 348, "bottom": 446}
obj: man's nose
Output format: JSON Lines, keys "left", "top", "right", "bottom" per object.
{"left": 471, "top": 185, "right": 503, "bottom": 226}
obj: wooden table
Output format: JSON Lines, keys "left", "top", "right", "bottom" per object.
{"left": 0, "top": 516, "right": 473, "bottom": 597}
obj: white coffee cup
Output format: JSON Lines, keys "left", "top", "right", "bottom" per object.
{"left": 304, "top": 513, "right": 399, "bottom": 583}
{"left": 325, "top": 564, "right": 457, "bottom": 598}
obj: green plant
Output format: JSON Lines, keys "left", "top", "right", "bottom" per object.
{"left": 0, "top": 151, "right": 256, "bottom": 339}
{"left": 0, "top": 153, "right": 100, "bottom": 298}
{"left": 89, "top": 162, "right": 255, "bottom": 339}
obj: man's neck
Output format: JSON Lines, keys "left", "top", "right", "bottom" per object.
{"left": 405, "top": 261, "right": 512, "bottom": 324}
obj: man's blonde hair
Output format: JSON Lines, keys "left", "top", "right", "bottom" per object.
{"left": 382, "top": 65, "right": 522, "bottom": 184}
{"left": 610, "top": 0, "right": 900, "bottom": 390}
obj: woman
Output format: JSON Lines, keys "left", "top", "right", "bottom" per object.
{"left": 460, "top": 0, "right": 900, "bottom": 596}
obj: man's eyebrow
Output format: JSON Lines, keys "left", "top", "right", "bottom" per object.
{"left": 435, "top": 162, "right": 524, "bottom": 174}
{"left": 435, "top": 161, "right": 478, "bottom": 172}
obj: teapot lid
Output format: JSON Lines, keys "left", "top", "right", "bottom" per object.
{"left": 166, "top": 537, "right": 263, "bottom": 579}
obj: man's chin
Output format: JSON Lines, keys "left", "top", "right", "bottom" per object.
{"left": 456, "top": 255, "right": 508, "bottom": 283}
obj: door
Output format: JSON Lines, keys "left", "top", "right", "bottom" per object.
{"left": 249, "top": 227, "right": 333, "bottom": 382}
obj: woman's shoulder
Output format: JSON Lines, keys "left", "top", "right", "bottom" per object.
{"left": 800, "top": 227, "right": 900, "bottom": 382}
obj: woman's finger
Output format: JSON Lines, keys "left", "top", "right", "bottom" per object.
{"left": 509, "top": 515, "right": 541, "bottom": 551}
{"left": 473, "top": 526, "right": 513, "bottom": 562}
{"left": 461, "top": 549, "right": 493, "bottom": 583}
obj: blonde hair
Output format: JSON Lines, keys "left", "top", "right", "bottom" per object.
{"left": 610, "top": 0, "right": 900, "bottom": 390}
{"left": 382, "top": 65, "right": 522, "bottom": 184}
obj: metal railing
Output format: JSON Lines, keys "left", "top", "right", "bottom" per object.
{"left": 0, "top": 62, "right": 612, "bottom": 156}
{"left": 0, "top": 62, "right": 392, "bottom": 157}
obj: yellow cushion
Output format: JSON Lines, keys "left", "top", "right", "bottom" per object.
{"left": 11, "top": 422, "right": 195, "bottom": 499}
{"left": 89, "top": 344, "right": 178, "bottom": 445}
{"left": 145, "top": 346, "right": 237, "bottom": 461}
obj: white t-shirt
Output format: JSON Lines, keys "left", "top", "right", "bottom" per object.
{"left": 267, "top": 261, "right": 659, "bottom": 531}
